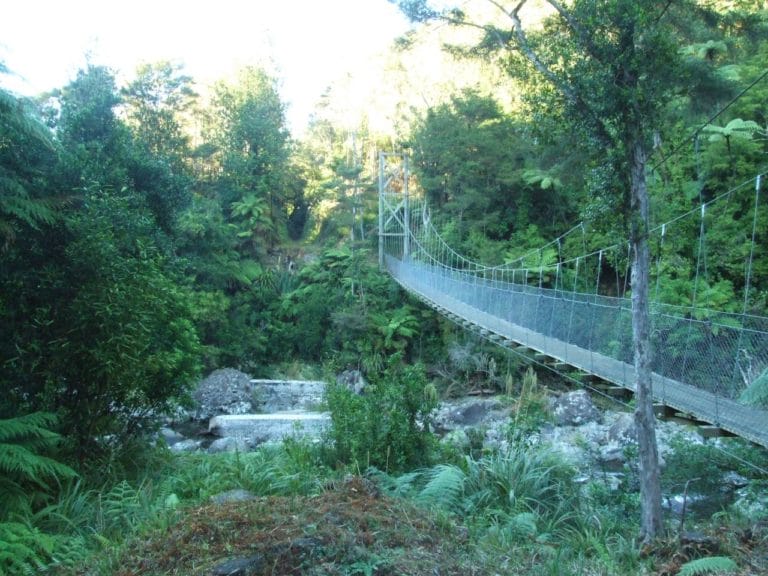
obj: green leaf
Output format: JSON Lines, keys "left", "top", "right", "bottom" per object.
{"left": 678, "top": 556, "right": 738, "bottom": 576}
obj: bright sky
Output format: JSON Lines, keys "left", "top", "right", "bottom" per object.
{"left": 0, "top": 0, "right": 411, "bottom": 133}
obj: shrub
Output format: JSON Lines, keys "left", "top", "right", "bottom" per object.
{"left": 325, "top": 356, "right": 438, "bottom": 472}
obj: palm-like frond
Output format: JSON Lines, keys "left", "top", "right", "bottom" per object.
{"left": 0, "top": 521, "right": 57, "bottom": 575}
{"left": 678, "top": 556, "right": 738, "bottom": 576}
{"left": 0, "top": 87, "right": 60, "bottom": 249}
{"left": 0, "top": 413, "right": 77, "bottom": 514}
{"left": 415, "top": 463, "right": 467, "bottom": 512}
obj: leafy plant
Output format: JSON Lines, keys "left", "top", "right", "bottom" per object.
{"left": 0, "top": 413, "right": 76, "bottom": 517}
{"left": 325, "top": 357, "right": 438, "bottom": 472}
{"left": 678, "top": 556, "right": 738, "bottom": 576}
{"left": 739, "top": 367, "right": 768, "bottom": 408}
{"left": 510, "top": 367, "right": 551, "bottom": 436}
{"left": 0, "top": 521, "right": 58, "bottom": 575}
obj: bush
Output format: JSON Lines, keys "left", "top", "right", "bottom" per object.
{"left": 325, "top": 357, "right": 438, "bottom": 472}
{"left": 1, "top": 192, "right": 202, "bottom": 461}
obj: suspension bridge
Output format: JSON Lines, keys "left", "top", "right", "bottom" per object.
{"left": 378, "top": 152, "right": 768, "bottom": 448}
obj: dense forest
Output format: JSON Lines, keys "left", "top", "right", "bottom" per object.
{"left": 1, "top": 0, "right": 767, "bottom": 574}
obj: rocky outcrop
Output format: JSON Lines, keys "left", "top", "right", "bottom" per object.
{"left": 336, "top": 370, "right": 366, "bottom": 395}
{"left": 211, "top": 555, "right": 264, "bottom": 576}
{"left": 207, "top": 437, "right": 250, "bottom": 454}
{"left": 192, "top": 368, "right": 256, "bottom": 421}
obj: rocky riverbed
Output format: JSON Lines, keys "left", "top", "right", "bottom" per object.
{"left": 164, "top": 368, "right": 766, "bottom": 521}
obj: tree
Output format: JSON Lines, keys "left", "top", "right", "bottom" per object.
{"left": 122, "top": 61, "right": 198, "bottom": 232}
{"left": 0, "top": 87, "right": 59, "bottom": 251}
{"left": 122, "top": 61, "right": 197, "bottom": 160}
{"left": 208, "top": 66, "right": 291, "bottom": 257}
{"left": 407, "top": 89, "right": 575, "bottom": 243}
{"left": 2, "top": 65, "right": 202, "bottom": 460}
{"left": 52, "top": 64, "right": 130, "bottom": 191}
{"left": 392, "top": 0, "right": 699, "bottom": 541}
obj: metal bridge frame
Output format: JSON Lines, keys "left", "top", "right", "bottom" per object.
{"left": 377, "top": 152, "right": 768, "bottom": 449}
{"left": 378, "top": 152, "right": 410, "bottom": 267}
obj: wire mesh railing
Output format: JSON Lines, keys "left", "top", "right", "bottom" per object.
{"left": 378, "top": 170, "right": 768, "bottom": 446}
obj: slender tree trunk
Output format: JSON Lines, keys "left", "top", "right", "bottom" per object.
{"left": 629, "top": 131, "right": 664, "bottom": 542}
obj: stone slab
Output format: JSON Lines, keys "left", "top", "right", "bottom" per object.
{"left": 251, "top": 379, "right": 326, "bottom": 412}
{"left": 208, "top": 412, "right": 330, "bottom": 444}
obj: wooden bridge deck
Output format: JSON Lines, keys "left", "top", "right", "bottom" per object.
{"left": 391, "top": 266, "right": 768, "bottom": 448}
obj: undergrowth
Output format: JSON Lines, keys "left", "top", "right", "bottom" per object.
{"left": 2, "top": 401, "right": 767, "bottom": 575}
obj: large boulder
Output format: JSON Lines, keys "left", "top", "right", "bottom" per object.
{"left": 433, "top": 398, "right": 508, "bottom": 433}
{"left": 207, "top": 437, "right": 250, "bottom": 454}
{"left": 550, "top": 390, "right": 602, "bottom": 426}
{"left": 191, "top": 368, "right": 256, "bottom": 421}
{"left": 336, "top": 370, "right": 366, "bottom": 395}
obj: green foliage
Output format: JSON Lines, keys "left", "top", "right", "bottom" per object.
{"left": 0, "top": 88, "right": 59, "bottom": 250}
{"left": 209, "top": 66, "right": 291, "bottom": 253}
{"left": 325, "top": 358, "right": 438, "bottom": 471}
{"left": 414, "top": 463, "right": 467, "bottom": 510}
{"left": 0, "top": 414, "right": 82, "bottom": 575}
{"left": 509, "top": 367, "right": 551, "bottom": 436}
{"left": 164, "top": 445, "right": 328, "bottom": 502}
{"left": 122, "top": 60, "right": 197, "bottom": 161}
{"left": 1, "top": 190, "right": 201, "bottom": 458}
{"left": 408, "top": 89, "right": 575, "bottom": 243}
{"left": 0, "top": 521, "right": 58, "bottom": 575}
{"left": 739, "top": 367, "right": 768, "bottom": 408}
{"left": 678, "top": 556, "right": 738, "bottom": 576}
{"left": 388, "top": 441, "right": 581, "bottom": 550}
{"left": 0, "top": 413, "right": 76, "bottom": 518}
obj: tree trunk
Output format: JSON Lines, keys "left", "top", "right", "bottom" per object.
{"left": 629, "top": 132, "right": 664, "bottom": 542}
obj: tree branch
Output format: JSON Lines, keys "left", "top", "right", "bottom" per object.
{"left": 545, "top": 0, "right": 603, "bottom": 62}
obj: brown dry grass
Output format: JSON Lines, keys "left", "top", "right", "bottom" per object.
{"left": 110, "top": 476, "right": 489, "bottom": 575}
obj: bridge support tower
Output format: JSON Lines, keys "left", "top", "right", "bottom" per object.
{"left": 378, "top": 152, "right": 410, "bottom": 268}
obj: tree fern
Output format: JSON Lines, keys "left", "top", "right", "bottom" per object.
{"left": 0, "top": 413, "right": 76, "bottom": 516}
{"left": 678, "top": 556, "right": 738, "bottom": 576}
{"left": 0, "top": 87, "right": 59, "bottom": 250}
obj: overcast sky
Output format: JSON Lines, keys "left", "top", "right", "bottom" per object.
{"left": 0, "top": 0, "right": 411, "bottom": 132}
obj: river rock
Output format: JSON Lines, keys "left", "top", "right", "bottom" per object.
{"left": 208, "top": 437, "right": 250, "bottom": 454}
{"left": 210, "top": 489, "right": 257, "bottom": 505}
{"left": 337, "top": 370, "right": 367, "bottom": 394}
{"left": 607, "top": 412, "right": 637, "bottom": 444}
{"left": 192, "top": 368, "right": 256, "bottom": 421}
{"left": 169, "top": 439, "right": 203, "bottom": 453}
{"left": 210, "top": 554, "right": 264, "bottom": 576}
{"left": 550, "top": 390, "right": 602, "bottom": 426}
{"left": 159, "top": 427, "right": 187, "bottom": 446}
{"left": 434, "top": 398, "right": 509, "bottom": 432}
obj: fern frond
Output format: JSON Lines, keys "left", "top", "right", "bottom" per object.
{"left": 0, "top": 413, "right": 60, "bottom": 443}
{"left": 415, "top": 464, "right": 467, "bottom": 512}
{"left": 0, "top": 521, "right": 56, "bottom": 575}
{"left": 0, "top": 413, "right": 76, "bottom": 484}
{"left": 678, "top": 556, "right": 738, "bottom": 575}
{"left": 740, "top": 368, "right": 768, "bottom": 408}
